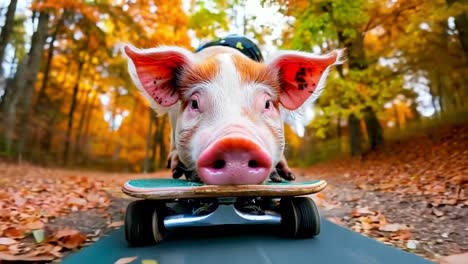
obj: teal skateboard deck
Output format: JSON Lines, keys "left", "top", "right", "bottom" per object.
{"left": 122, "top": 178, "right": 327, "bottom": 200}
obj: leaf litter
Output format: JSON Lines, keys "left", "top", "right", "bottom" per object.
{"left": 299, "top": 124, "right": 468, "bottom": 262}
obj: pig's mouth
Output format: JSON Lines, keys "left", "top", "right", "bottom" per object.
{"left": 196, "top": 137, "right": 272, "bottom": 185}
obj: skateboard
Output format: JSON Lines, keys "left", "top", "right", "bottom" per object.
{"left": 122, "top": 178, "right": 327, "bottom": 246}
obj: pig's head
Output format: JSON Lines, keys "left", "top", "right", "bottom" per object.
{"left": 123, "top": 45, "right": 342, "bottom": 185}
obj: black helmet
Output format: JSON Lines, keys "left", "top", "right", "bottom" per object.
{"left": 195, "top": 34, "right": 264, "bottom": 62}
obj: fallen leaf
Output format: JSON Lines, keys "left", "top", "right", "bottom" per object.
{"left": 378, "top": 183, "right": 395, "bottom": 190}
{"left": 356, "top": 183, "right": 368, "bottom": 190}
{"left": 108, "top": 221, "right": 124, "bottom": 228}
{"left": 379, "top": 223, "right": 409, "bottom": 232}
{"left": 432, "top": 208, "right": 444, "bottom": 217}
{"left": 32, "top": 229, "right": 45, "bottom": 243}
{"left": 3, "top": 227, "right": 25, "bottom": 239}
{"left": 327, "top": 217, "right": 346, "bottom": 226}
{"left": 392, "top": 229, "right": 412, "bottom": 241}
{"left": 52, "top": 229, "right": 86, "bottom": 249}
{"left": 0, "top": 251, "right": 56, "bottom": 261}
{"left": 114, "top": 256, "right": 138, "bottom": 264}
{"left": 68, "top": 197, "right": 87, "bottom": 206}
{"left": 142, "top": 260, "right": 158, "bottom": 264}
{"left": 60, "top": 233, "right": 86, "bottom": 249}
{"left": 53, "top": 229, "right": 81, "bottom": 239}
{"left": 441, "top": 232, "right": 450, "bottom": 238}
{"left": 360, "top": 217, "right": 375, "bottom": 231}
{"left": 439, "top": 252, "right": 468, "bottom": 264}
{"left": 25, "top": 221, "right": 44, "bottom": 230}
{"left": 0, "top": 237, "right": 17, "bottom": 246}
{"left": 440, "top": 199, "right": 458, "bottom": 205}
{"left": 406, "top": 240, "right": 419, "bottom": 250}
{"left": 351, "top": 207, "right": 376, "bottom": 217}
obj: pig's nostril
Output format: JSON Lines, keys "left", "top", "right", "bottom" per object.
{"left": 248, "top": 160, "right": 259, "bottom": 168}
{"left": 213, "top": 159, "right": 226, "bottom": 169}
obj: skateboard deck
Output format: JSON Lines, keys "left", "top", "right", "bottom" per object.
{"left": 122, "top": 178, "right": 327, "bottom": 200}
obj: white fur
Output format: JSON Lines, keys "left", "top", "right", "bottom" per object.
{"left": 182, "top": 53, "right": 282, "bottom": 169}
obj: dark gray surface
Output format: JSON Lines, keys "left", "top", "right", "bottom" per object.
{"left": 63, "top": 219, "right": 432, "bottom": 264}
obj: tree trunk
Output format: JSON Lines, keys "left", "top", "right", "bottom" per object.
{"left": 0, "top": 54, "right": 15, "bottom": 107}
{"left": 364, "top": 106, "right": 383, "bottom": 151}
{"left": 342, "top": 28, "right": 384, "bottom": 153}
{"left": 73, "top": 72, "right": 97, "bottom": 159}
{"left": 125, "top": 95, "right": 138, "bottom": 169}
{"left": 336, "top": 113, "right": 342, "bottom": 152}
{"left": 73, "top": 87, "right": 92, "bottom": 160}
{"left": 17, "top": 11, "right": 50, "bottom": 155}
{"left": 63, "top": 58, "right": 85, "bottom": 165}
{"left": 143, "top": 109, "right": 155, "bottom": 173}
{"left": 38, "top": 62, "right": 71, "bottom": 152}
{"left": 0, "top": 0, "right": 18, "bottom": 76}
{"left": 82, "top": 89, "right": 100, "bottom": 164}
{"left": 149, "top": 116, "right": 160, "bottom": 172}
{"left": 447, "top": 0, "right": 468, "bottom": 60}
{"left": 392, "top": 103, "right": 401, "bottom": 130}
{"left": 437, "top": 74, "right": 445, "bottom": 113}
{"left": 348, "top": 113, "right": 362, "bottom": 156}
{"left": 157, "top": 115, "right": 168, "bottom": 169}
{"left": 2, "top": 57, "right": 27, "bottom": 153}
{"left": 34, "top": 13, "right": 65, "bottom": 111}
{"left": 0, "top": 55, "right": 17, "bottom": 108}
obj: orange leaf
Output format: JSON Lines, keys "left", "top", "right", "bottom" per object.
{"left": 114, "top": 256, "right": 138, "bottom": 264}
{"left": 3, "top": 227, "right": 25, "bottom": 239}
{"left": 53, "top": 229, "right": 80, "bottom": 240}
{"left": 52, "top": 229, "right": 86, "bottom": 249}
{"left": 25, "top": 221, "right": 44, "bottom": 230}
{"left": 0, "top": 252, "right": 56, "bottom": 262}
{"left": 351, "top": 207, "right": 376, "bottom": 218}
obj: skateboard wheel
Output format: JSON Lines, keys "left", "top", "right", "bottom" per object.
{"left": 280, "top": 197, "right": 300, "bottom": 238}
{"left": 293, "top": 197, "right": 320, "bottom": 237}
{"left": 280, "top": 197, "right": 320, "bottom": 238}
{"left": 125, "top": 200, "right": 167, "bottom": 246}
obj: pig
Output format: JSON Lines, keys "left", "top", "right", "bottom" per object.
{"left": 123, "top": 44, "right": 343, "bottom": 185}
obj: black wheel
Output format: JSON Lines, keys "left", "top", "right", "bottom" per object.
{"left": 125, "top": 200, "right": 167, "bottom": 246}
{"left": 294, "top": 197, "right": 320, "bottom": 237}
{"left": 280, "top": 197, "right": 300, "bottom": 238}
{"left": 280, "top": 197, "right": 320, "bottom": 238}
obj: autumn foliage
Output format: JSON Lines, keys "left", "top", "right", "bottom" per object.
{"left": 0, "top": 0, "right": 466, "bottom": 171}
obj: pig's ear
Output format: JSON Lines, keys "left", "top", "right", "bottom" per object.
{"left": 267, "top": 49, "right": 344, "bottom": 110}
{"left": 123, "top": 45, "right": 194, "bottom": 108}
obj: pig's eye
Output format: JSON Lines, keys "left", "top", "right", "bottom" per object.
{"left": 190, "top": 99, "right": 199, "bottom": 110}
{"left": 265, "top": 100, "right": 272, "bottom": 109}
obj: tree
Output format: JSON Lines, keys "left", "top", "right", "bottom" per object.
{"left": 274, "top": 0, "right": 432, "bottom": 155}
{"left": 2, "top": 10, "right": 49, "bottom": 154}
{"left": 0, "top": 0, "right": 18, "bottom": 76}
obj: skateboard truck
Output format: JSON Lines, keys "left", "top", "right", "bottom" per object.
{"left": 122, "top": 179, "right": 326, "bottom": 246}
{"left": 164, "top": 198, "right": 281, "bottom": 230}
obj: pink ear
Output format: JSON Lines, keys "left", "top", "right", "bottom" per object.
{"left": 124, "top": 45, "right": 192, "bottom": 107}
{"left": 269, "top": 50, "right": 340, "bottom": 110}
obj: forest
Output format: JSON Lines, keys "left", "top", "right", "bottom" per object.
{"left": 0, "top": 1, "right": 467, "bottom": 262}
{"left": 0, "top": 0, "right": 466, "bottom": 172}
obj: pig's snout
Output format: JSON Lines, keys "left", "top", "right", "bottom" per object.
{"left": 197, "top": 137, "right": 272, "bottom": 185}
